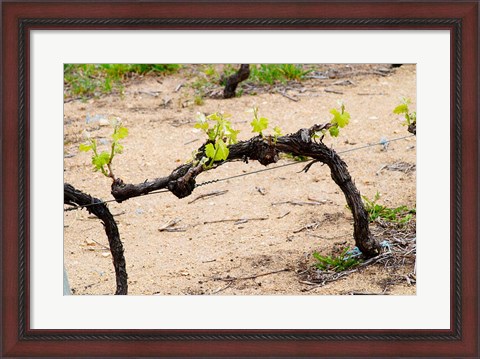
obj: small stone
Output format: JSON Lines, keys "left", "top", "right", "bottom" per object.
{"left": 99, "top": 118, "right": 110, "bottom": 126}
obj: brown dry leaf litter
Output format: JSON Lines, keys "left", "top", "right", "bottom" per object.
{"left": 64, "top": 64, "right": 416, "bottom": 295}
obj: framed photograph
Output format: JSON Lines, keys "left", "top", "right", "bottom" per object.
{"left": 2, "top": 1, "right": 478, "bottom": 357}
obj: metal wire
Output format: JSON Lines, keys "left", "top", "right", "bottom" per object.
{"left": 195, "top": 134, "right": 414, "bottom": 187}
{"left": 64, "top": 134, "right": 414, "bottom": 212}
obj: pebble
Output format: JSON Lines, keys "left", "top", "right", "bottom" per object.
{"left": 99, "top": 118, "right": 110, "bottom": 126}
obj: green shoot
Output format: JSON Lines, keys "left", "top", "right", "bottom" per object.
{"left": 393, "top": 97, "right": 416, "bottom": 127}
{"left": 79, "top": 118, "right": 128, "bottom": 179}
{"left": 250, "top": 107, "right": 269, "bottom": 135}
{"left": 273, "top": 126, "right": 283, "bottom": 144}
{"left": 247, "top": 107, "right": 284, "bottom": 144}
{"left": 312, "top": 101, "right": 351, "bottom": 140}
{"left": 328, "top": 101, "right": 350, "bottom": 137}
{"left": 194, "top": 112, "right": 239, "bottom": 168}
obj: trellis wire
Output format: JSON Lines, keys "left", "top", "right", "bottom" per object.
{"left": 64, "top": 134, "right": 415, "bottom": 212}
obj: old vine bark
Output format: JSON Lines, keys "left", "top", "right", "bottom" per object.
{"left": 408, "top": 123, "right": 416, "bottom": 135}
{"left": 111, "top": 124, "right": 381, "bottom": 258}
{"left": 64, "top": 183, "right": 128, "bottom": 295}
{"left": 223, "top": 64, "right": 250, "bottom": 99}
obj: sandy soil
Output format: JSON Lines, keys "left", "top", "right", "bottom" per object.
{"left": 64, "top": 64, "right": 416, "bottom": 295}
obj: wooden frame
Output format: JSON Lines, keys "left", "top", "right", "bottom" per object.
{"left": 2, "top": 1, "right": 478, "bottom": 357}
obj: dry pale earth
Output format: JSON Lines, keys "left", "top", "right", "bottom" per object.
{"left": 64, "top": 64, "right": 416, "bottom": 295}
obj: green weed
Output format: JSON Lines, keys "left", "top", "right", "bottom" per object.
{"left": 362, "top": 192, "right": 416, "bottom": 224}
{"left": 64, "top": 64, "right": 180, "bottom": 99}
{"left": 203, "top": 64, "right": 218, "bottom": 77}
{"left": 194, "top": 95, "right": 205, "bottom": 106}
{"left": 191, "top": 75, "right": 211, "bottom": 91}
{"left": 249, "top": 64, "right": 312, "bottom": 85}
{"left": 189, "top": 65, "right": 221, "bottom": 103}
{"left": 313, "top": 248, "right": 362, "bottom": 272}
{"left": 219, "top": 64, "right": 239, "bottom": 86}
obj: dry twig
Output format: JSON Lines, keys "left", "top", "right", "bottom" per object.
{"left": 325, "top": 88, "right": 344, "bottom": 94}
{"left": 214, "top": 268, "right": 290, "bottom": 282}
{"left": 158, "top": 218, "right": 186, "bottom": 232}
{"left": 188, "top": 189, "right": 229, "bottom": 204}
{"left": 278, "top": 90, "right": 300, "bottom": 102}
{"left": 272, "top": 200, "right": 327, "bottom": 206}
{"left": 293, "top": 221, "right": 322, "bottom": 233}
{"left": 277, "top": 211, "right": 291, "bottom": 219}
{"left": 211, "top": 281, "right": 233, "bottom": 294}
{"left": 203, "top": 216, "right": 268, "bottom": 225}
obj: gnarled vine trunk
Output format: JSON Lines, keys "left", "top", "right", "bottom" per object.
{"left": 111, "top": 124, "right": 381, "bottom": 258}
{"left": 223, "top": 64, "right": 250, "bottom": 99}
{"left": 274, "top": 129, "right": 379, "bottom": 257}
{"left": 64, "top": 183, "right": 128, "bottom": 295}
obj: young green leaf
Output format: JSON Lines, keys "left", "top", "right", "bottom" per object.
{"left": 112, "top": 126, "right": 128, "bottom": 141}
{"left": 194, "top": 113, "right": 210, "bottom": 132}
{"left": 393, "top": 103, "right": 409, "bottom": 115}
{"left": 205, "top": 140, "right": 229, "bottom": 162}
{"left": 194, "top": 121, "right": 209, "bottom": 132}
{"left": 273, "top": 126, "right": 283, "bottom": 137}
{"left": 329, "top": 126, "right": 340, "bottom": 137}
{"left": 251, "top": 116, "right": 269, "bottom": 134}
{"left": 114, "top": 143, "right": 124, "bottom": 154}
{"left": 207, "top": 113, "right": 222, "bottom": 122}
{"left": 207, "top": 129, "right": 217, "bottom": 141}
{"left": 214, "top": 139, "right": 229, "bottom": 161}
{"left": 92, "top": 151, "right": 111, "bottom": 170}
{"left": 330, "top": 108, "right": 350, "bottom": 128}
{"left": 226, "top": 127, "right": 240, "bottom": 144}
{"left": 79, "top": 143, "right": 93, "bottom": 152}
{"left": 204, "top": 143, "right": 216, "bottom": 160}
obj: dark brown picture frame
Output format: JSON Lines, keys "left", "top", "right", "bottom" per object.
{"left": 2, "top": 1, "right": 478, "bottom": 357}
